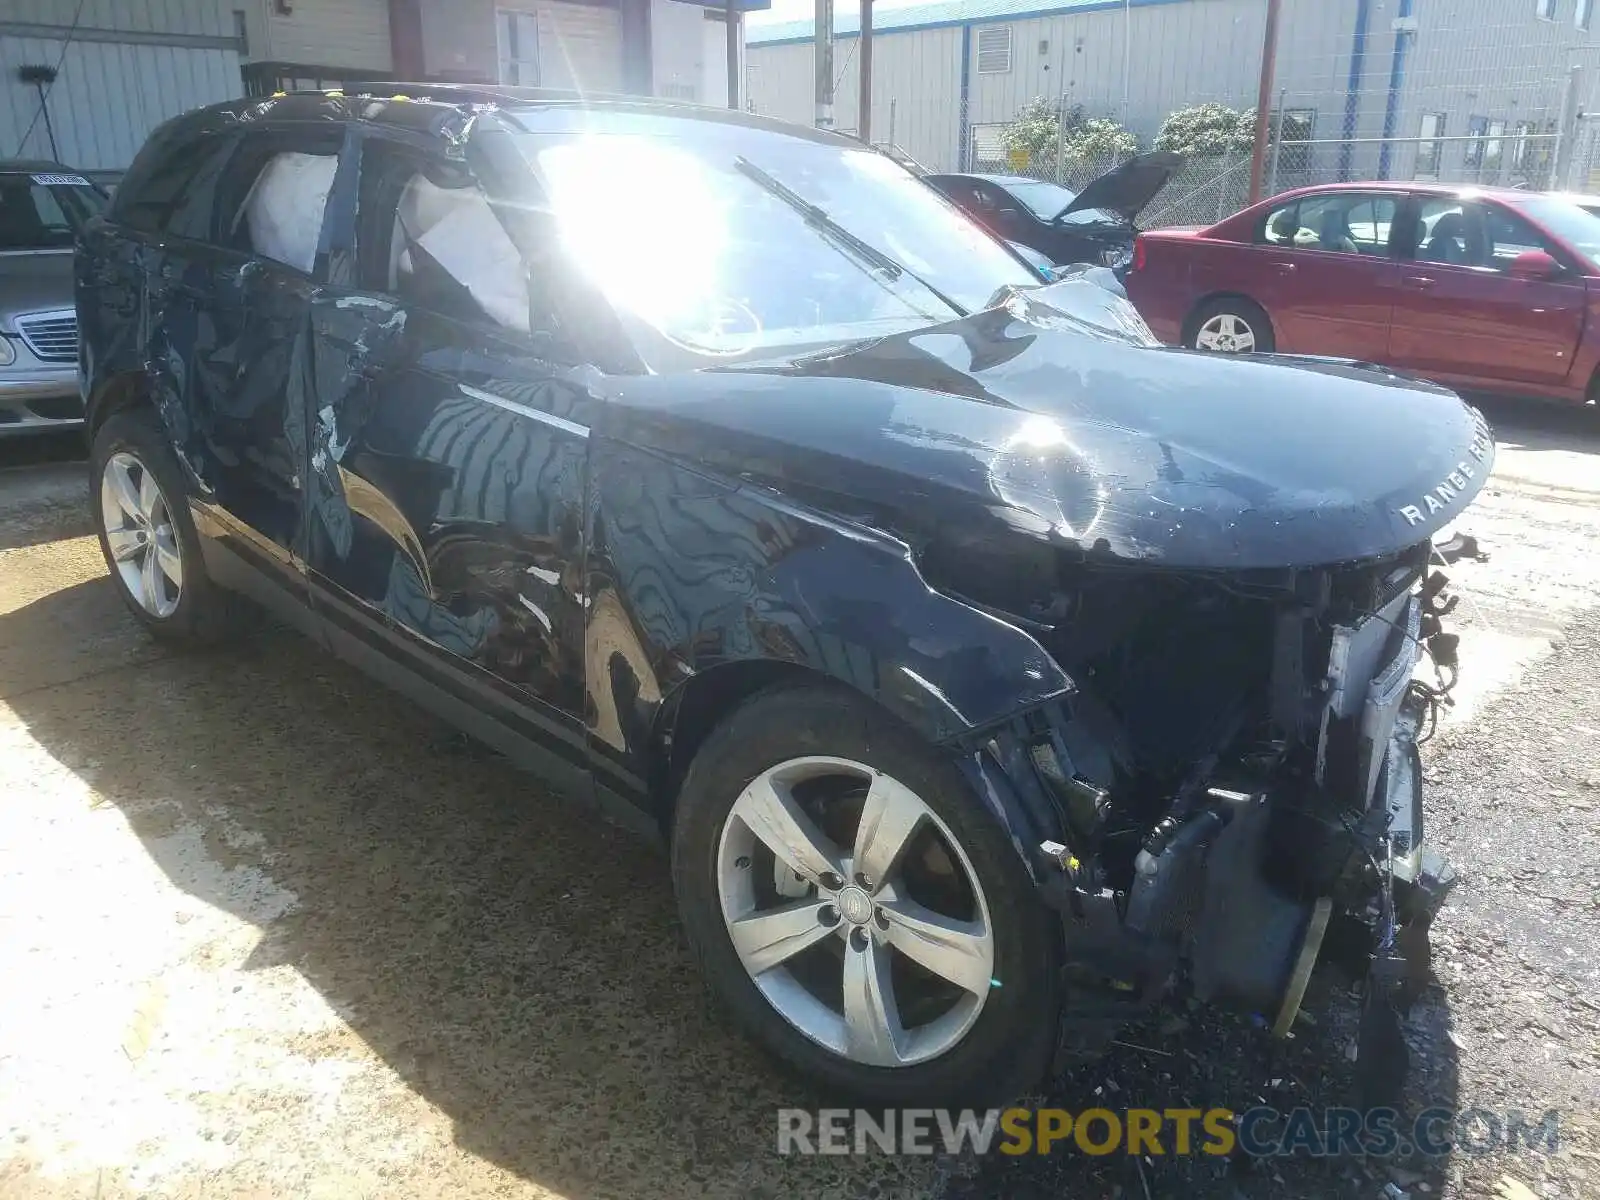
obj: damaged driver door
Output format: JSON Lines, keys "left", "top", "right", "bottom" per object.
{"left": 304, "top": 131, "right": 596, "bottom": 797}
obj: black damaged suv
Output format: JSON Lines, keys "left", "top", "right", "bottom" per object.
{"left": 78, "top": 89, "right": 1486, "bottom": 1106}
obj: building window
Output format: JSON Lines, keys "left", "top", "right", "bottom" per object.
{"left": 1511, "top": 120, "right": 1536, "bottom": 170}
{"left": 1464, "top": 116, "right": 1488, "bottom": 167}
{"left": 497, "top": 9, "right": 539, "bottom": 86}
{"left": 1416, "top": 113, "right": 1446, "bottom": 178}
{"left": 1537, "top": 0, "right": 1557, "bottom": 20}
{"left": 1580, "top": 0, "right": 1594, "bottom": 29}
{"left": 976, "top": 26, "right": 1013, "bottom": 74}
{"left": 1483, "top": 119, "right": 1508, "bottom": 176}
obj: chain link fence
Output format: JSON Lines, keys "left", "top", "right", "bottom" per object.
{"left": 967, "top": 131, "right": 1253, "bottom": 228}
{"left": 1561, "top": 114, "right": 1600, "bottom": 194}
{"left": 752, "top": 0, "right": 1600, "bottom": 226}
{"left": 964, "top": 125, "right": 1568, "bottom": 231}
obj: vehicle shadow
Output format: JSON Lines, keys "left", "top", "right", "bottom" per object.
{"left": 0, "top": 576, "right": 1465, "bottom": 1199}
{"left": 1471, "top": 395, "right": 1600, "bottom": 460}
{"left": 0, "top": 577, "right": 934, "bottom": 1199}
{"left": 0, "top": 460, "right": 94, "bottom": 552}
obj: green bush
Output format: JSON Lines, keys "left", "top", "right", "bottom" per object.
{"left": 999, "top": 100, "right": 1138, "bottom": 173}
{"left": 1154, "top": 103, "right": 1257, "bottom": 156}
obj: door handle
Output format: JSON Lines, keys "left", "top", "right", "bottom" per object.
{"left": 1273, "top": 262, "right": 1298, "bottom": 274}
{"left": 1403, "top": 275, "right": 1437, "bottom": 290}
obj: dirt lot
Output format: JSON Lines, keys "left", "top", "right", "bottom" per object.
{"left": 2, "top": 401, "right": 1598, "bottom": 1200}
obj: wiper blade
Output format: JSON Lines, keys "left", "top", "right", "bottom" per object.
{"left": 733, "top": 156, "right": 967, "bottom": 317}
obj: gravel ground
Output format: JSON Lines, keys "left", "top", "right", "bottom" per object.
{"left": 1, "top": 404, "right": 1597, "bottom": 1200}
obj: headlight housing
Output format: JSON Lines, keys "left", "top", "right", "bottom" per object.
{"left": 0, "top": 336, "right": 15, "bottom": 367}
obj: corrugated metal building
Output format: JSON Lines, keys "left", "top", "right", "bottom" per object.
{"left": 3, "top": 0, "right": 756, "bottom": 179}
{"left": 747, "top": 0, "right": 1599, "bottom": 184}
{"left": 2, "top": 1, "right": 245, "bottom": 177}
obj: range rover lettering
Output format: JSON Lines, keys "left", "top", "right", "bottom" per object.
{"left": 77, "top": 90, "right": 1486, "bottom": 1106}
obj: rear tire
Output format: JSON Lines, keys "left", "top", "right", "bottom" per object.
{"left": 90, "top": 408, "right": 255, "bottom": 646}
{"left": 1188, "top": 297, "right": 1275, "bottom": 354}
{"left": 671, "top": 683, "right": 1062, "bottom": 1106}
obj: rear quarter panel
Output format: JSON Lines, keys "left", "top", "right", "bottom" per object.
{"left": 1124, "top": 230, "right": 1210, "bottom": 344}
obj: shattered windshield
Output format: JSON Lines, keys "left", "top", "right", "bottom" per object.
{"left": 501, "top": 114, "right": 1037, "bottom": 355}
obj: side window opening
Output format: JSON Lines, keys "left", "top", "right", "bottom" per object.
{"left": 356, "top": 138, "right": 531, "bottom": 332}
{"left": 111, "top": 136, "right": 232, "bottom": 240}
{"left": 1414, "top": 198, "right": 1497, "bottom": 268}
{"left": 1484, "top": 206, "right": 1561, "bottom": 271}
{"left": 240, "top": 152, "right": 339, "bottom": 273}
{"left": 1261, "top": 194, "right": 1396, "bottom": 255}
{"left": 212, "top": 131, "right": 344, "bottom": 273}
{"left": 1261, "top": 199, "right": 1300, "bottom": 245}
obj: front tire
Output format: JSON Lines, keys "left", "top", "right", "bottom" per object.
{"left": 671, "top": 684, "right": 1061, "bottom": 1106}
{"left": 91, "top": 408, "right": 252, "bottom": 646}
{"left": 1188, "top": 297, "right": 1274, "bottom": 354}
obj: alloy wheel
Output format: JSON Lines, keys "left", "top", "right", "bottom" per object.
{"left": 716, "top": 756, "right": 995, "bottom": 1068}
{"left": 100, "top": 450, "right": 183, "bottom": 619}
{"left": 1195, "top": 312, "right": 1257, "bottom": 353}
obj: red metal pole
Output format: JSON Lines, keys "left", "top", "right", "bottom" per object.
{"left": 1248, "top": 0, "right": 1283, "bottom": 204}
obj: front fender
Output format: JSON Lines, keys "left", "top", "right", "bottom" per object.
{"left": 589, "top": 440, "right": 1071, "bottom": 738}
{"left": 585, "top": 442, "right": 1079, "bottom": 864}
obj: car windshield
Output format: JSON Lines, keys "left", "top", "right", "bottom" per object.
{"left": 500, "top": 114, "right": 1038, "bottom": 355}
{"left": 0, "top": 173, "right": 104, "bottom": 250}
{"left": 1000, "top": 179, "right": 1118, "bottom": 226}
{"left": 1512, "top": 196, "right": 1600, "bottom": 270}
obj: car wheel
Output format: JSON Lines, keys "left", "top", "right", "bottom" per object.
{"left": 671, "top": 683, "right": 1062, "bottom": 1106}
{"left": 91, "top": 408, "right": 254, "bottom": 645}
{"left": 1189, "top": 298, "right": 1274, "bottom": 354}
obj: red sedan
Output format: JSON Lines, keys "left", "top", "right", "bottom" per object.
{"left": 1124, "top": 181, "right": 1600, "bottom": 405}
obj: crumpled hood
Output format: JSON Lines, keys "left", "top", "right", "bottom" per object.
{"left": 0, "top": 250, "right": 74, "bottom": 330}
{"left": 1056, "top": 151, "right": 1184, "bottom": 224}
{"left": 601, "top": 282, "right": 1493, "bottom": 570}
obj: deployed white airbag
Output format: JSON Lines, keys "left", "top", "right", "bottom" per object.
{"left": 395, "top": 175, "right": 530, "bottom": 332}
{"left": 245, "top": 152, "right": 339, "bottom": 273}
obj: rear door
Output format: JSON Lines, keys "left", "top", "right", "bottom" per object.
{"left": 1387, "top": 196, "right": 1586, "bottom": 388}
{"left": 113, "top": 124, "right": 347, "bottom": 613}
{"left": 304, "top": 131, "right": 595, "bottom": 795}
{"left": 1232, "top": 190, "right": 1403, "bottom": 359}
{"left": 179, "top": 126, "right": 350, "bottom": 593}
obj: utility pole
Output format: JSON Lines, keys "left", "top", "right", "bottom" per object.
{"left": 858, "top": 0, "right": 873, "bottom": 142}
{"left": 725, "top": 0, "right": 740, "bottom": 110}
{"left": 814, "top": 0, "right": 834, "bottom": 129}
{"left": 1248, "top": 0, "right": 1282, "bottom": 204}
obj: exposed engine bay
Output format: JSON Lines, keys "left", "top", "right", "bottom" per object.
{"left": 944, "top": 531, "right": 1486, "bottom": 1106}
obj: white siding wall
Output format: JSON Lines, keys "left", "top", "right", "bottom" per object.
{"left": 240, "top": 0, "right": 392, "bottom": 71}
{"left": 1390, "top": 0, "right": 1594, "bottom": 182}
{"left": 748, "top": 0, "right": 1599, "bottom": 183}
{"left": 704, "top": 15, "right": 732, "bottom": 107}
{"left": 747, "top": 28, "right": 966, "bottom": 170}
{"left": 2, "top": 0, "right": 233, "bottom": 34}
{"left": 747, "top": 0, "right": 1277, "bottom": 170}
{"left": 1, "top": 0, "right": 242, "bottom": 172}
{"left": 967, "top": 0, "right": 1265, "bottom": 140}
{"left": 746, "top": 41, "right": 815, "bottom": 127}
{"left": 653, "top": 0, "right": 727, "bottom": 103}
{"left": 523, "top": 0, "right": 624, "bottom": 91}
